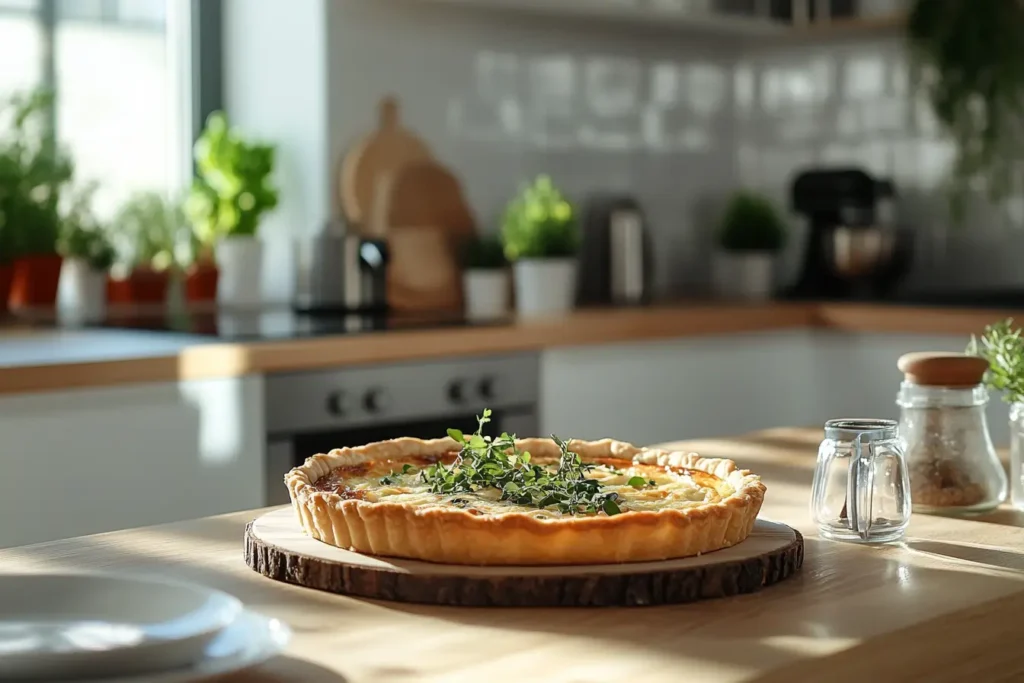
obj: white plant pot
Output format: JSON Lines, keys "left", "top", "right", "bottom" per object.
{"left": 711, "top": 251, "right": 775, "bottom": 301}
{"left": 57, "top": 257, "right": 106, "bottom": 324}
{"left": 513, "top": 258, "right": 578, "bottom": 317}
{"left": 463, "top": 268, "right": 510, "bottom": 321}
{"left": 215, "top": 236, "right": 264, "bottom": 309}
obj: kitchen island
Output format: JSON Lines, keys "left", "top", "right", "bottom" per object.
{"left": 2, "top": 427, "right": 1022, "bottom": 683}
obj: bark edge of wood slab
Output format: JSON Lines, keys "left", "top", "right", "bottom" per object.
{"left": 243, "top": 508, "right": 803, "bottom": 607}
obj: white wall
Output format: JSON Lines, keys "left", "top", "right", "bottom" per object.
{"left": 223, "top": 0, "right": 332, "bottom": 302}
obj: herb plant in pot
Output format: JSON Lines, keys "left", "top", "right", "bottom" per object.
{"left": 712, "top": 191, "right": 787, "bottom": 301}
{"left": 460, "top": 233, "right": 509, "bottom": 321}
{"left": 108, "top": 192, "right": 180, "bottom": 305}
{"left": 0, "top": 90, "right": 74, "bottom": 310}
{"left": 57, "top": 183, "right": 115, "bottom": 322}
{"left": 187, "top": 111, "right": 278, "bottom": 309}
{"left": 501, "top": 175, "right": 579, "bottom": 317}
{"left": 968, "top": 319, "right": 1024, "bottom": 511}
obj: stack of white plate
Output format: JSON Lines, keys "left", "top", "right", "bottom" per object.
{"left": 0, "top": 573, "right": 291, "bottom": 682}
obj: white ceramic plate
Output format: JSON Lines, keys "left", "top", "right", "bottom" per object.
{"left": 75, "top": 610, "right": 292, "bottom": 683}
{"left": 0, "top": 573, "right": 243, "bottom": 681}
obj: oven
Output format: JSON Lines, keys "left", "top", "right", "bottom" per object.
{"left": 263, "top": 353, "right": 540, "bottom": 505}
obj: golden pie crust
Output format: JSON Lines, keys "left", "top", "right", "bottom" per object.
{"left": 286, "top": 437, "right": 766, "bottom": 566}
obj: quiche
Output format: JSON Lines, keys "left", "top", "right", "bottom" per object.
{"left": 286, "top": 415, "right": 765, "bottom": 566}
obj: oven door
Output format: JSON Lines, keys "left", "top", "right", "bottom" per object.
{"left": 265, "top": 408, "right": 538, "bottom": 505}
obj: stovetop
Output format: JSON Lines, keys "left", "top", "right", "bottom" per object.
{"left": 88, "top": 306, "right": 504, "bottom": 342}
{"left": 29, "top": 289, "right": 1024, "bottom": 343}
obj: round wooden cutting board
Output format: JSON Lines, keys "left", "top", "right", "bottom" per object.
{"left": 244, "top": 508, "right": 803, "bottom": 607}
{"left": 337, "top": 96, "right": 433, "bottom": 233}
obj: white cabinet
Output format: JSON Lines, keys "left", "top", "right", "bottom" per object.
{"left": 542, "top": 329, "right": 1013, "bottom": 449}
{"left": 541, "top": 330, "right": 816, "bottom": 445}
{"left": 0, "top": 376, "right": 265, "bottom": 549}
{"left": 810, "top": 330, "right": 1013, "bottom": 447}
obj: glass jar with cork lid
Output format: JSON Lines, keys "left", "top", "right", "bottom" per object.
{"left": 896, "top": 352, "right": 1007, "bottom": 514}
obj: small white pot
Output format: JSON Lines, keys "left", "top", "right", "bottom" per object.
{"left": 57, "top": 257, "right": 106, "bottom": 324}
{"left": 463, "top": 268, "right": 510, "bottom": 321}
{"left": 215, "top": 236, "right": 263, "bottom": 309}
{"left": 711, "top": 251, "right": 776, "bottom": 301}
{"left": 513, "top": 258, "right": 578, "bottom": 317}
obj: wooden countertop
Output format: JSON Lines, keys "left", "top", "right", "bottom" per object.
{"left": 2, "top": 427, "right": 1022, "bottom": 682}
{"left": 0, "top": 302, "right": 1019, "bottom": 396}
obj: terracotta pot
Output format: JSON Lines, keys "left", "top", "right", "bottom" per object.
{"left": 0, "top": 263, "right": 12, "bottom": 313}
{"left": 107, "top": 268, "right": 170, "bottom": 305}
{"left": 185, "top": 263, "right": 219, "bottom": 303}
{"left": 9, "top": 254, "right": 63, "bottom": 309}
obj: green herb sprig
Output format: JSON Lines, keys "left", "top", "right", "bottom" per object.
{"left": 379, "top": 464, "right": 414, "bottom": 486}
{"left": 422, "top": 409, "right": 622, "bottom": 516}
{"left": 967, "top": 318, "right": 1024, "bottom": 404}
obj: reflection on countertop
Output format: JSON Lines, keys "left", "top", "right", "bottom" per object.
{"left": 94, "top": 305, "right": 507, "bottom": 341}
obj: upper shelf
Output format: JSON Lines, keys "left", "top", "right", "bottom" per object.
{"left": 412, "top": 0, "right": 907, "bottom": 39}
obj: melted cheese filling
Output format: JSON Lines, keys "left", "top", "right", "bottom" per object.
{"left": 313, "top": 455, "right": 729, "bottom": 518}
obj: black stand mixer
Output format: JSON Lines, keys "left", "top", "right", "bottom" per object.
{"left": 786, "top": 168, "right": 913, "bottom": 300}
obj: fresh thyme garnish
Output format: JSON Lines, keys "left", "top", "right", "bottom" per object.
{"left": 422, "top": 409, "right": 622, "bottom": 516}
{"left": 379, "top": 463, "right": 416, "bottom": 486}
{"left": 968, "top": 318, "right": 1024, "bottom": 403}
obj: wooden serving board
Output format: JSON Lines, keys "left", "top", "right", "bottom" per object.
{"left": 244, "top": 508, "right": 803, "bottom": 607}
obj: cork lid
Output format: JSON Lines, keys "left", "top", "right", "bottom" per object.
{"left": 897, "top": 352, "right": 990, "bottom": 387}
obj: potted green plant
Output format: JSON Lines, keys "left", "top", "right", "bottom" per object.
{"left": 57, "top": 182, "right": 114, "bottom": 322}
{"left": 906, "top": 1, "right": 1024, "bottom": 220}
{"left": 501, "top": 175, "right": 579, "bottom": 317}
{"left": 108, "top": 192, "right": 181, "bottom": 305}
{"left": 460, "top": 233, "right": 509, "bottom": 321}
{"left": 712, "top": 190, "right": 787, "bottom": 301}
{"left": 186, "top": 111, "right": 278, "bottom": 308}
{"left": 0, "top": 89, "right": 74, "bottom": 310}
{"left": 967, "top": 318, "right": 1024, "bottom": 510}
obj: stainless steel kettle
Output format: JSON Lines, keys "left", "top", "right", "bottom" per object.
{"left": 577, "top": 195, "right": 653, "bottom": 306}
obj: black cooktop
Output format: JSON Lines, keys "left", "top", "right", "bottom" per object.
{"left": 89, "top": 306, "right": 505, "bottom": 341}
{"left": 73, "top": 289, "right": 1024, "bottom": 342}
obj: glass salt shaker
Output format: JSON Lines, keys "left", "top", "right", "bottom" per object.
{"left": 810, "top": 419, "right": 911, "bottom": 543}
{"left": 896, "top": 352, "right": 1007, "bottom": 514}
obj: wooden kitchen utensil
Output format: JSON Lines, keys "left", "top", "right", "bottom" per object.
{"left": 387, "top": 226, "right": 463, "bottom": 312}
{"left": 245, "top": 507, "right": 803, "bottom": 607}
{"left": 338, "top": 96, "right": 432, "bottom": 233}
{"left": 369, "top": 159, "right": 477, "bottom": 241}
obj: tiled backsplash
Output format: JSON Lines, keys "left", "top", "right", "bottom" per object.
{"left": 735, "top": 34, "right": 1024, "bottom": 292}
{"left": 235, "top": 0, "right": 1022, "bottom": 301}
{"left": 328, "top": 0, "right": 738, "bottom": 295}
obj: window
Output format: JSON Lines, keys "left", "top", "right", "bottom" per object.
{"left": 0, "top": 1, "right": 42, "bottom": 97}
{"left": 0, "top": 0, "right": 212, "bottom": 217}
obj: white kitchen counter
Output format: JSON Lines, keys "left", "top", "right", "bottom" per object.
{"left": 0, "top": 328, "right": 214, "bottom": 368}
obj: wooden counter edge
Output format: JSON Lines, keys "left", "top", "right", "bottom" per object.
{"left": 0, "top": 302, "right": 1017, "bottom": 396}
